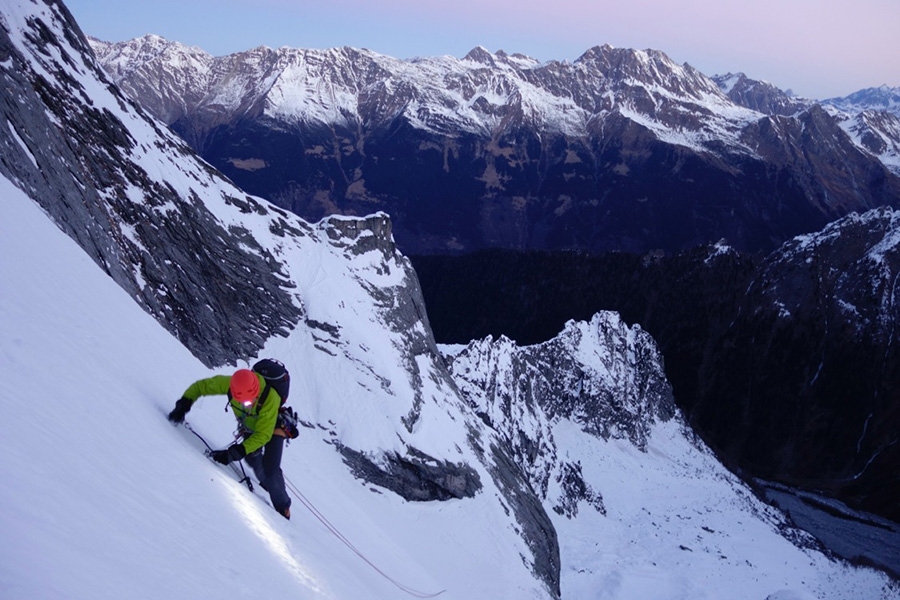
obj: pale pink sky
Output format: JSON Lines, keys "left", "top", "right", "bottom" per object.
{"left": 66, "top": 0, "right": 899, "bottom": 99}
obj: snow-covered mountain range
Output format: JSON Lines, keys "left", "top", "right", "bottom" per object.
{"left": 826, "top": 85, "right": 900, "bottom": 117}
{"left": 89, "top": 34, "right": 900, "bottom": 255}
{"left": 2, "top": 0, "right": 898, "bottom": 597}
{"left": 91, "top": 35, "right": 754, "bottom": 143}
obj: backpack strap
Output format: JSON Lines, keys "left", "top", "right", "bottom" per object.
{"left": 257, "top": 381, "right": 275, "bottom": 411}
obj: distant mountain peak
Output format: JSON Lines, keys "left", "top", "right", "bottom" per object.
{"left": 826, "top": 85, "right": 900, "bottom": 115}
{"left": 712, "top": 72, "right": 810, "bottom": 115}
{"left": 463, "top": 45, "right": 496, "bottom": 64}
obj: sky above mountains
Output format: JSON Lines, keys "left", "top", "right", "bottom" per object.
{"left": 65, "top": 0, "right": 898, "bottom": 100}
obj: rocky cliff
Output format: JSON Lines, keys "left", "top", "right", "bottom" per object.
{"left": 694, "top": 208, "right": 900, "bottom": 522}
{"left": 0, "top": 3, "right": 301, "bottom": 366}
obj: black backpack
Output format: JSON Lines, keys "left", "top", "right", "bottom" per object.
{"left": 252, "top": 358, "right": 290, "bottom": 406}
{"left": 252, "top": 358, "right": 299, "bottom": 439}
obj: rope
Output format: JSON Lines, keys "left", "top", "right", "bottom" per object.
{"left": 183, "top": 421, "right": 443, "bottom": 597}
{"left": 283, "top": 475, "right": 446, "bottom": 599}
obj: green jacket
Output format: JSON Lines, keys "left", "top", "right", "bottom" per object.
{"left": 182, "top": 373, "right": 282, "bottom": 454}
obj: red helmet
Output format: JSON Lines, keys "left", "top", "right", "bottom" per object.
{"left": 230, "top": 369, "right": 260, "bottom": 404}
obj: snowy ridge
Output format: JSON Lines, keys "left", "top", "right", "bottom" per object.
{"left": 91, "top": 36, "right": 763, "bottom": 151}
{"left": 761, "top": 207, "right": 900, "bottom": 318}
{"left": 831, "top": 107, "right": 900, "bottom": 175}
{"left": 714, "top": 74, "right": 900, "bottom": 173}
{"left": 446, "top": 312, "right": 675, "bottom": 512}
{"left": 443, "top": 314, "right": 897, "bottom": 598}
{"left": 88, "top": 35, "right": 900, "bottom": 260}
{"left": 89, "top": 33, "right": 214, "bottom": 124}
{"left": 825, "top": 85, "right": 900, "bottom": 118}
{"left": 712, "top": 71, "right": 812, "bottom": 116}
{"left": 91, "top": 31, "right": 900, "bottom": 168}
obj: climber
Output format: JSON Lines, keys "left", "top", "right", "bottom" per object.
{"left": 168, "top": 367, "right": 293, "bottom": 519}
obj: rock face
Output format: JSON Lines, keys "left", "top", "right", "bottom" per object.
{"left": 693, "top": 208, "right": 900, "bottom": 522}
{"left": 0, "top": 2, "right": 302, "bottom": 366}
{"left": 712, "top": 72, "right": 810, "bottom": 116}
{"left": 715, "top": 76, "right": 900, "bottom": 177}
{"left": 91, "top": 37, "right": 900, "bottom": 255}
{"left": 837, "top": 109, "right": 900, "bottom": 176}
{"left": 452, "top": 315, "right": 675, "bottom": 445}
{"left": 447, "top": 313, "right": 675, "bottom": 504}
{"left": 824, "top": 85, "right": 900, "bottom": 118}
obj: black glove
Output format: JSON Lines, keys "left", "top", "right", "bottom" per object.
{"left": 168, "top": 397, "right": 193, "bottom": 423}
{"left": 210, "top": 444, "right": 246, "bottom": 465}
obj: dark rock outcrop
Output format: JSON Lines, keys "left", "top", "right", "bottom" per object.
{"left": 0, "top": 2, "right": 302, "bottom": 366}
{"left": 338, "top": 444, "right": 482, "bottom": 501}
{"left": 694, "top": 208, "right": 900, "bottom": 522}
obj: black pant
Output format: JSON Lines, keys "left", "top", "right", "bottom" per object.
{"left": 244, "top": 434, "right": 291, "bottom": 512}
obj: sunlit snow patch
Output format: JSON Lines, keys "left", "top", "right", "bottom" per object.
{"left": 219, "top": 477, "right": 323, "bottom": 594}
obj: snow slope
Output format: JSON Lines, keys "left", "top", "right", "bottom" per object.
{"left": 0, "top": 177, "right": 542, "bottom": 599}
{"left": 0, "top": 1, "right": 549, "bottom": 595}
